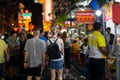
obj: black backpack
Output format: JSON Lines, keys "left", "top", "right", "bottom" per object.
{"left": 46, "top": 38, "right": 61, "bottom": 59}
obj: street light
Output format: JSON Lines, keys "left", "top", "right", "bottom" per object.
{"left": 95, "top": 9, "right": 102, "bottom": 17}
{"left": 95, "top": 9, "right": 106, "bottom": 37}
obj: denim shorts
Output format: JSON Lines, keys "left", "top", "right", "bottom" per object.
{"left": 48, "top": 60, "right": 63, "bottom": 69}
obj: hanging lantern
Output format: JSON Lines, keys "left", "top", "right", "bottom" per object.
{"left": 112, "top": 2, "right": 120, "bottom": 25}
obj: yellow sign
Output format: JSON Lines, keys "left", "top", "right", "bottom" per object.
{"left": 43, "top": 21, "right": 51, "bottom": 32}
{"left": 22, "top": 13, "right": 32, "bottom": 31}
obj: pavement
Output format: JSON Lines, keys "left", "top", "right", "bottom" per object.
{"left": 4, "top": 61, "right": 86, "bottom": 80}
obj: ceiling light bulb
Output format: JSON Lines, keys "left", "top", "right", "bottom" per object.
{"left": 95, "top": 10, "right": 102, "bottom": 16}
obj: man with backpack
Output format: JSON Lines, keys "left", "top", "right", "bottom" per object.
{"left": 46, "top": 30, "right": 64, "bottom": 80}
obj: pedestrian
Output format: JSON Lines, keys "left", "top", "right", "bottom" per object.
{"left": 19, "top": 33, "right": 27, "bottom": 70}
{"left": 39, "top": 29, "right": 47, "bottom": 42}
{"left": 6, "top": 30, "right": 20, "bottom": 77}
{"left": 24, "top": 28, "right": 45, "bottom": 80}
{"left": 39, "top": 29, "right": 47, "bottom": 77}
{"left": 0, "top": 33, "right": 10, "bottom": 80}
{"left": 106, "top": 27, "right": 114, "bottom": 55}
{"left": 71, "top": 40, "right": 79, "bottom": 62}
{"left": 80, "top": 58, "right": 90, "bottom": 79}
{"left": 80, "top": 38, "right": 89, "bottom": 66}
{"left": 72, "top": 30, "right": 79, "bottom": 41}
{"left": 46, "top": 30, "right": 64, "bottom": 80}
{"left": 80, "top": 37, "right": 90, "bottom": 79}
{"left": 88, "top": 22, "right": 108, "bottom": 80}
{"left": 61, "top": 31, "right": 71, "bottom": 78}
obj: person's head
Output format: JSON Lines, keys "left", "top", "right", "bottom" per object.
{"left": 9, "top": 30, "right": 17, "bottom": 38}
{"left": 84, "top": 38, "right": 88, "bottom": 43}
{"left": 21, "top": 29, "right": 26, "bottom": 33}
{"left": 57, "top": 33, "right": 61, "bottom": 38}
{"left": 73, "top": 40, "right": 77, "bottom": 43}
{"left": 74, "top": 30, "right": 77, "bottom": 33}
{"left": 106, "top": 27, "right": 111, "bottom": 34}
{"left": 61, "top": 31, "right": 67, "bottom": 43}
{"left": 19, "top": 33, "right": 26, "bottom": 40}
{"left": 33, "top": 28, "right": 40, "bottom": 37}
{"left": 93, "top": 22, "right": 102, "bottom": 32}
{"left": 40, "top": 29, "right": 44, "bottom": 36}
{"left": 62, "top": 31, "right": 67, "bottom": 38}
{"left": 51, "top": 30, "right": 57, "bottom": 37}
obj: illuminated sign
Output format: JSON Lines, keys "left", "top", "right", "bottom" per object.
{"left": 18, "top": 12, "right": 32, "bottom": 31}
{"left": 22, "top": 13, "right": 32, "bottom": 19}
{"left": 75, "top": 10, "right": 95, "bottom": 23}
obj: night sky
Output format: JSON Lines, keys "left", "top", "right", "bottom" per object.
{"left": 19, "top": 0, "right": 43, "bottom": 26}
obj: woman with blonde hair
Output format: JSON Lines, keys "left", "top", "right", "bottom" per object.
{"left": 46, "top": 30, "right": 64, "bottom": 80}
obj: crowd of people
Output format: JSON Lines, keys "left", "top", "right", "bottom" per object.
{"left": 0, "top": 22, "right": 115, "bottom": 80}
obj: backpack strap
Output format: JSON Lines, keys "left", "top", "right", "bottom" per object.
{"left": 49, "top": 38, "right": 59, "bottom": 44}
{"left": 48, "top": 39, "right": 52, "bottom": 44}
{"left": 54, "top": 38, "right": 59, "bottom": 43}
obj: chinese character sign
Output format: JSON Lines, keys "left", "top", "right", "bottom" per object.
{"left": 75, "top": 10, "right": 95, "bottom": 24}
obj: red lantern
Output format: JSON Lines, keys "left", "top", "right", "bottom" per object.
{"left": 112, "top": 2, "right": 120, "bottom": 25}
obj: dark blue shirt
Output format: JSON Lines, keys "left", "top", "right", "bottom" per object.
{"left": 39, "top": 36, "right": 47, "bottom": 42}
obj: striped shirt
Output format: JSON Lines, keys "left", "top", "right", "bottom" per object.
{"left": 24, "top": 38, "right": 45, "bottom": 67}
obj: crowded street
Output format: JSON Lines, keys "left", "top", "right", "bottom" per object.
{"left": 0, "top": 0, "right": 120, "bottom": 80}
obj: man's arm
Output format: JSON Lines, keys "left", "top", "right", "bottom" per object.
{"left": 42, "top": 51, "right": 45, "bottom": 67}
{"left": 24, "top": 51, "right": 28, "bottom": 63}
{"left": 98, "top": 35, "right": 108, "bottom": 57}
{"left": 61, "top": 39, "right": 64, "bottom": 56}
{"left": 99, "top": 47, "right": 108, "bottom": 57}
{"left": 5, "top": 48, "right": 10, "bottom": 62}
{"left": 24, "top": 51, "right": 28, "bottom": 68}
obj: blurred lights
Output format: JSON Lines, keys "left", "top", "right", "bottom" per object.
{"left": 45, "top": 0, "right": 52, "bottom": 21}
{"left": 40, "top": 0, "right": 45, "bottom": 4}
{"left": 95, "top": 10, "right": 102, "bottom": 16}
{"left": 42, "top": 12, "right": 44, "bottom": 15}
{"left": 60, "top": 29, "right": 67, "bottom": 33}
{"left": 11, "top": 23, "right": 14, "bottom": 26}
{"left": 34, "top": 0, "right": 39, "bottom": 3}
{"left": 115, "top": 0, "right": 120, "bottom": 2}
{"left": 80, "top": 8, "right": 85, "bottom": 11}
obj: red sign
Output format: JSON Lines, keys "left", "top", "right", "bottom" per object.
{"left": 75, "top": 10, "right": 95, "bottom": 23}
